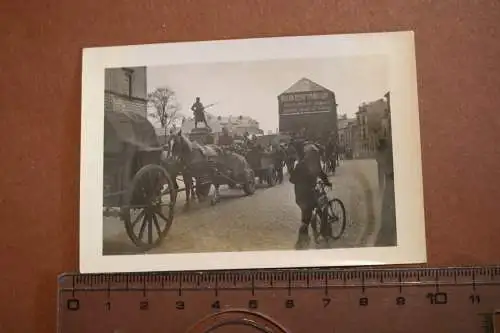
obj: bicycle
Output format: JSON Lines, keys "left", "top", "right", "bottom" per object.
{"left": 310, "top": 180, "right": 347, "bottom": 246}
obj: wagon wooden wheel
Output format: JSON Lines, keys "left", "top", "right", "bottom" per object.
{"left": 121, "top": 164, "right": 177, "bottom": 251}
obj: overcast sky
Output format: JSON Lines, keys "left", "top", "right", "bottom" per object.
{"left": 147, "top": 55, "right": 388, "bottom": 132}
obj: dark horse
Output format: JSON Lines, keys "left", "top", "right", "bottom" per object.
{"left": 161, "top": 138, "right": 198, "bottom": 206}
{"left": 289, "top": 141, "right": 332, "bottom": 249}
{"left": 168, "top": 130, "right": 255, "bottom": 204}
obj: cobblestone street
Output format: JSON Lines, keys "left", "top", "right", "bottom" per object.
{"left": 103, "top": 159, "right": 384, "bottom": 255}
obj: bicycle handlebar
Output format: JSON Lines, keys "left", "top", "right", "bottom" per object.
{"left": 316, "top": 179, "right": 332, "bottom": 190}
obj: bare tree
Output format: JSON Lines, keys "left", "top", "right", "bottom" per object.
{"left": 147, "top": 87, "right": 182, "bottom": 130}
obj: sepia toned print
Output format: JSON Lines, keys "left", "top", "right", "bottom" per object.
{"left": 80, "top": 31, "right": 426, "bottom": 273}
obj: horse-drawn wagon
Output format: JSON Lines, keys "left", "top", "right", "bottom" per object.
{"left": 245, "top": 148, "right": 278, "bottom": 187}
{"left": 167, "top": 131, "right": 256, "bottom": 206}
{"left": 103, "top": 110, "right": 177, "bottom": 251}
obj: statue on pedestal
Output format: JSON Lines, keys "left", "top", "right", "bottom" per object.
{"left": 191, "top": 97, "right": 211, "bottom": 130}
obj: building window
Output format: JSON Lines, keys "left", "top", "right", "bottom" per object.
{"left": 125, "top": 73, "right": 132, "bottom": 97}
{"left": 123, "top": 68, "right": 134, "bottom": 98}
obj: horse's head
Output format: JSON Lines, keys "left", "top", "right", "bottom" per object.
{"left": 164, "top": 130, "right": 193, "bottom": 164}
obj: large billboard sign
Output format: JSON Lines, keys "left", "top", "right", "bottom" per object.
{"left": 278, "top": 111, "right": 337, "bottom": 139}
{"left": 279, "top": 91, "right": 334, "bottom": 115}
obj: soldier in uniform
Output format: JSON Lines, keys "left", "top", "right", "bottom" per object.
{"left": 191, "top": 97, "right": 210, "bottom": 129}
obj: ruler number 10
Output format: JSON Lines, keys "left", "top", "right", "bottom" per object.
{"left": 426, "top": 292, "right": 448, "bottom": 305}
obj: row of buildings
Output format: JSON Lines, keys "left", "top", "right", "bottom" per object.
{"left": 338, "top": 92, "right": 391, "bottom": 159}
{"left": 104, "top": 68, "right": 391, "bottom": 158}
{"left": 179, "top": 115, "right": 263, "bottom": 138}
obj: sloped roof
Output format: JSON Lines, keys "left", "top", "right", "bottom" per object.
{"left": 280, "top": 77, "right": 332, "bottom": 95}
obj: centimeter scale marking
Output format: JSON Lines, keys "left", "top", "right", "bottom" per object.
{"left": 58, "top": 266, "right": 500, "bottom": 333}
{"left": 60, "top": 266, "right": 500, "bottom": 294}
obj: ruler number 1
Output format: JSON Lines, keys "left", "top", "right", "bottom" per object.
{"left": 66, "top": 299, "right": 80, "bottom": 311}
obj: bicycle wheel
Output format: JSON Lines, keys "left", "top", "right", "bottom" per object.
{"left": 323, "top": 198, "right": 347, "bottom": 240}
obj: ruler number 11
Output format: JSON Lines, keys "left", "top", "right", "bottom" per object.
{"left": 469, "top": 294, "right": 481, "bottom": 304}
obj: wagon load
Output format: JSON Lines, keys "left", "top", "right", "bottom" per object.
{"left": 167, "top": 131, "right": 256, "bottom": 205}
{"left": 187, "top": 140, "right": 251, "bottom": 183}
{"left": 103, "top": 110, "right": 177, "bottom": 251}
{"left": 210, "top": 145, "right": 251, "bottom": 179}
{"left": 103, "top": 110, "right": 162, "bottom": 203}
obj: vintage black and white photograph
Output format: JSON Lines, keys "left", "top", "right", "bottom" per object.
{"left": 80, "top": 31, "right": 427, "bottom": 273}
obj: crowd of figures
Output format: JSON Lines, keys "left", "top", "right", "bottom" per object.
{"left": 159, "top": 127, "right": 344, "bottom": 249}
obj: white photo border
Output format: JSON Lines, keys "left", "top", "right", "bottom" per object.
{"left": 80, "top": 31, "right": 427, "bottom": 273}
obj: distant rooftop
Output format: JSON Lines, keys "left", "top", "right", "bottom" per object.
{"left": 280, "top": 77, "right": 332, "bottom": 95}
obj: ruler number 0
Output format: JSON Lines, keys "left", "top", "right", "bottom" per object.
{"left": 66, "top": 299, "right": 80, "bottom": 311}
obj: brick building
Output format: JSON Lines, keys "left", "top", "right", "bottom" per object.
{"left": 104, "top": 67, "right": 147, "bottom": 116}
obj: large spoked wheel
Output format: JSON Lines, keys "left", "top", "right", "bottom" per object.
{"left": 242, "top": 169, "right": 256, "bottom": 195}
{"left": 122, "top": 164, "right": 177, "bottom": 251}
{"left": 323, "top": 198, "right": 347, "bottom": 240}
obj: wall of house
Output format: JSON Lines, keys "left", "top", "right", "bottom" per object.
{"left": 104, "top": 92, "right": 147, "bottom": 116}
{"left": 104, "top": 67, "right": 147, "bottom": 116}
{"left": 105, "top": 67, "right": 147, "bottom": 99}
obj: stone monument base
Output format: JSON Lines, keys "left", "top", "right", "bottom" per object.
{"left": 189, "top": 126, "right": 214, "bottom": 144}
